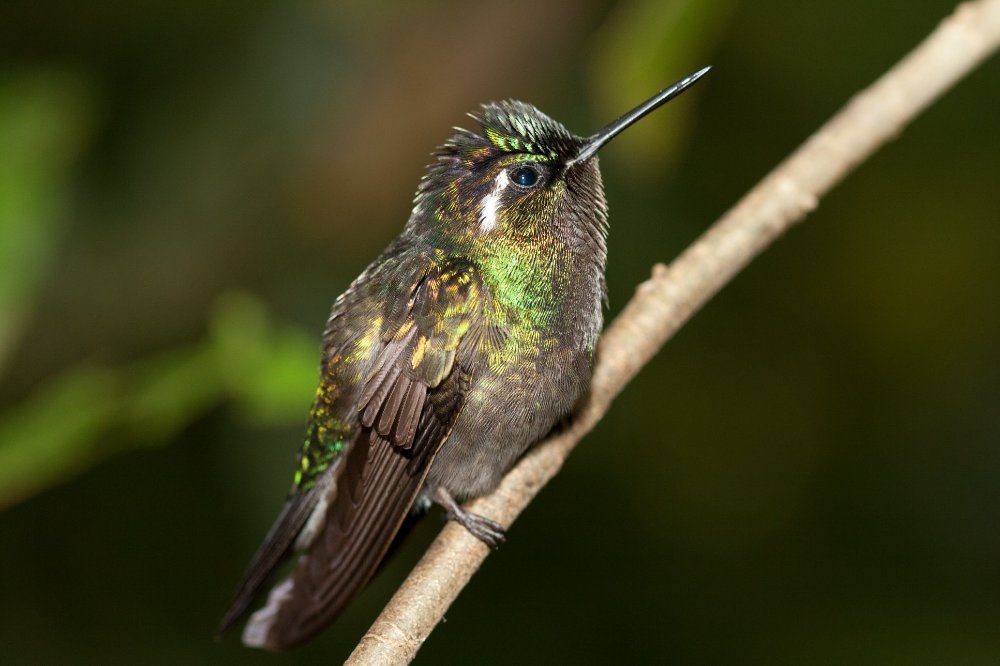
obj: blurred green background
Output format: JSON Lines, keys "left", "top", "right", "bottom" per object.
{"left": 2, "top": 0, "right": 999, "bottom": 663}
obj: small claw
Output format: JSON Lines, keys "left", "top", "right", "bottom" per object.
{"left": 452, "top": 511, "right": 506, "bottom": 549}
{"left": 431, "top": 486, "right": 507, "bottom": 549}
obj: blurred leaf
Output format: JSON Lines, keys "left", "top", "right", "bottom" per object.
{"left": 0, "top": 292, "right": 317, "bottom": 507}
{"left": 0, "top": 68, "right": 95, "bottom": 376}
{"left": 123, "top": 344, "right": 225, "bottom": 442}
{"left": 210, "top": 291, "right": 317, "bottom": 423}
{"left": 588, "top": 0, "right": 736, "bottom": 172}
{"left": 0, "top": 365, "right": 118, "bottom": 508}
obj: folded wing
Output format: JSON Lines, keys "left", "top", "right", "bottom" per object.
{"left": 242, "top": 259, "right": 488, "bottom": 650}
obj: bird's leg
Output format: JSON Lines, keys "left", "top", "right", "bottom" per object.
{"left": 430, "top": 486, "right": 506, "bottom": 548}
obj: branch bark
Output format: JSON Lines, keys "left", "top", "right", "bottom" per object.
{"left": 347, "top": 2, "right": 1000, "bottom": 663}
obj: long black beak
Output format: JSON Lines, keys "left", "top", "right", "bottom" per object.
{"left": 566, "top": 66, "right": 712, "bottom": 168}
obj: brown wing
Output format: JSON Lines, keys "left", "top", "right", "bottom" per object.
{"left": 242, "top": 259, "right": 486, "bottom": 650}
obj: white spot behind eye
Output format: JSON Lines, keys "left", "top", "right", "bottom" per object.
{"left": 478, "top": 169, "right": 510, "bottom": 233}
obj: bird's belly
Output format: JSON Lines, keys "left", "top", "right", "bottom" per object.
{"left": 424, "top": 348, "right": 593, "bottom": 500}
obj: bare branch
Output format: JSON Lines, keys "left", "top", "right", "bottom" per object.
{"left": 347, "top": 2, "right": 1000, "bottom": 663}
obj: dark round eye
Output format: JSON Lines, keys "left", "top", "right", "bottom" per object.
{"left": 511, "top": 165, "right": 539, "bottom": 188}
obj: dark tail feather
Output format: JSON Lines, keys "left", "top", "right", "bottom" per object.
{"left": 242, "top": 430, "right": 428, "bottom": 650}
{"left": 239, "top": 366, "right": 468, "bottom": 650}
{"left": 217, "top": 488, "right": 319, "bottom": 636}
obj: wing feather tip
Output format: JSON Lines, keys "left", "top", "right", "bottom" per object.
{"left": 241, "top": 577, "right": 294, "bottom": 651}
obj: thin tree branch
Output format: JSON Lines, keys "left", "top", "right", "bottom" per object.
{"left": 347, "top": 2, "right": 1000, "bottom": 663}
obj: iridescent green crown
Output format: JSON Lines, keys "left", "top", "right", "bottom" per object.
{"left": 471, "top": 101, "right": 577, "bottom": 159}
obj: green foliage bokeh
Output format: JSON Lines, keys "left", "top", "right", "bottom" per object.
{"left": 1, "top": 0, "right": 998, "bottom": 663}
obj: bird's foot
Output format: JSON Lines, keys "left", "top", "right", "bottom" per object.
{"left": 431, "top": 487, "right": 506, "bottom": 549}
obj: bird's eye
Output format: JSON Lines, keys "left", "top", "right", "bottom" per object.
{"left": 511, "top": 165, "right": 540, "bottom": 188}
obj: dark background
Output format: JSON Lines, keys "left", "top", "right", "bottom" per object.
{"left": 2, "top": 1, "right": 999, "bottom": 663}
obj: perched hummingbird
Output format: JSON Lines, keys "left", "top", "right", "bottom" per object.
{"left": 219, "top": 67, "right": 710, "bottom": 650}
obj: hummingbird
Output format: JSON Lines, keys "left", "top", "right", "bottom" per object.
{"left": 219, "top": 66, "right": 710, "bottom": 650}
